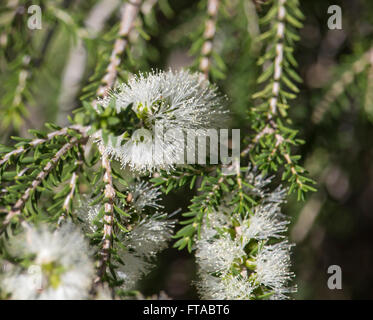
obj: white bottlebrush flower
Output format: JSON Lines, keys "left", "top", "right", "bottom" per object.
{"left": 238, "top": 170, "right": 289, "bottom": 244}
{"left": 243, "top": 167, "right": 274, "bottom": 199}
{"left": 76, "top": 196, "right": 101, "bottom": 233}
{"left": 124, "top": 214, "right": 175, "bottom": 258}
{"left": 238, "top": 204, "right": 289, "bottom": 244}
{"left": 117, "top": 254, "right": 153, "bottom": 289}
{"left": 129, "top": 180, "right": 163, "bottom": 212}
{"left": 95, "top": 69, "right": 228, "bottom": 173}
{"left": 263, "top": 185, "right": 287, "bottom": 204}
{"left": 195, "top": 235, "right": 245, "bottom": 274}
{"left": 254, "top": 241, "right": 295, "bottom": 297}
{"left": 76, "top": 181, "right": 163, "bottom": 236}
{"left": 116, "top": 214, "right": 175, "bottom": 289}
{"left": 242, "top": 166, "right": 287, "bottom": 204}
{"left": 199, "top": 210, "right": 231, "bottom": 240}
{"left": 0, "top": 223, "right": 94, "bottom": 300}
{"left": 196, "top": 273, "right": 225, "bottom": 299}
{"left": 197, "top": 272, "right": 255, "bottom": 300}
{"left": 195, "top": 167, "right": 296, "bottom": 300}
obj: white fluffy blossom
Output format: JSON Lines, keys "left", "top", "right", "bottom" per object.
{"left": 76, "top": 182, "right": 162, "bottom": 233}
{"left": 195, "top": 235, "right": 245, "bottom": 274}
{"left": 124, "top": 214, "right": 174, "bottom": 258}
{"left": 129, "top": 180, "right": 163, "bottom": 212}
{"left": 116, "top": 214, "right": 175, "bottom": 289}
{"left": 198, "top": 210, "right": 231, "bottom": 240}
{"left": 0, "top": 223, "right": 94, "bottom": 300}
{"left": 197, "top": 273, "right": 255, "bottom": 300}
{"left": 76, "top": 196, "right": 101, "bottom": 233}
{"left": 95, "top": 69, "right": 227, "bottom": 173}
{"left": 238, "top": 204, "right": 289, "bottom": 244}
{"left": 117, "top": 254, "right": 152, "bottom": 289}
{"left": 195, "top": 168, "right": 295, "bottom": 300}
{"left": 254, "top": 241, "right": 295, "bottom": 298}
{"left": 195, "top": 211, "right": 250, "bottom": 299}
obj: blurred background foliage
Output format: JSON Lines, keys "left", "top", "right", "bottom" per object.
{"left": 1, "top": 0, "right": 373, "bottom": 299}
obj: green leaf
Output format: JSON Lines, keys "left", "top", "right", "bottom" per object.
{"left": 114, "top": 205, "right": 130, "bottom": 217}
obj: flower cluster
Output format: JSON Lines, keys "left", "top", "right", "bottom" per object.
{"left": 116, "top": 213, "right": 175, "bottom": 289}
{"left": 76, "top": 180, "right": 164, "bottom": 227}
{"left": 0, "top": 223, "right": 94, "bottom": 300}
{"left": 75, "top": 181, "right": 174, "bottom": 290}
{"left": 95, "top": 69, "right": 228, "bottom": 173}
{"left": 195, "top": 169, "right": 295, "bottom": 300}
{"left": 129, "top": 180, "right": 164, "bottom": 212}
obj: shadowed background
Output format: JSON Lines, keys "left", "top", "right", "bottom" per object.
{"left": 1, "top": 0, "right": 372, "bottom": 299}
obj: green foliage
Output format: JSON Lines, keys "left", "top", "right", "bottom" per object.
{"left": 246, "top": 0, "right": 315, "bottom": 200}
{"left": 0, "top": 0, "right": 316, "bottom": 299}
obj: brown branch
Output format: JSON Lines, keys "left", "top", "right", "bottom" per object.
{"left": 93, "top": 1, "right": 143, "bottom": 286}
{"left": 267, "top": 0, "right": 286, "bottom": 119}
{"left": 0, "top": 124, "right": 88, "bottom": 167}
{"left": 241, "top": 125, "right": 275, "bottom": 157}
{"left": 57, "top": 150, "right": 84, "bottom": 226}
{"left": 203, "top": 176, "right": 224, "bottom": 204}
{"left": 63, "top": 171, "right": 78, "bottom": 210}
{"left": 95, "top": 0, "right": 142, "bottom": 99}
{"left": 2, "top": 135, "right": 84, "bottom": 227}
{"left": 199, "top": 0, "right": 220, "bottom": 79}
{"left": 94, "top": 145, "right": 116, "bottom": 284}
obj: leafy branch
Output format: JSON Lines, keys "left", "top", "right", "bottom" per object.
{"left": 248, "top": 0, "right": 315, "bottom": 199}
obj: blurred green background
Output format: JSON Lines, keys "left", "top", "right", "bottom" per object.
{"left": 1, "top": 0, "right": 373, "bottom": 299}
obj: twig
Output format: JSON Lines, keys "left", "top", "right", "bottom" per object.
{"left": 199, "top": 0, "right": 220, "bottom": 79}
{"left": 235, "top": 164, "right": 244, "bottom": 207}
{"left": 96, "top": 0, "right": 142, "bottom": 99}
{"left": 241, "top": 125, "right": 275, "bottom": 157}
{"left": 204, "top": 176, "right": 224, "bottom": 204}
{"left": 95, "top": 145, "right": 116, "bottom": 284}
{"left": 0, "top": 124, "right": 88, "bottom": 167}
{"left": 2, "top": 136, "right": 84, "bottom": 227}
{"left": 57, "top": 150, "right": 84, "bottom": 226}
{"left": 312, "top": 47, "right": 373, "bottom": 124}
{"left": 267, "top": 0, "right": 286, "bottom": 119}
{"left": 93, "top": 1, "right": 143, "bottom": 285}
{"left": 282, "top": 151, "right": 304, "bottom": 191}
{"left": 62, "top": 172, "right": 78, "bottom": 210}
